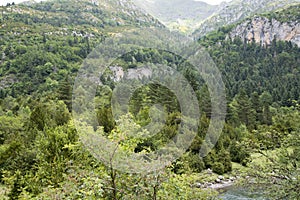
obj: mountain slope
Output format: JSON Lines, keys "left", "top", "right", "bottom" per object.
{"left": 0, "top": 1, "right": 299, "bottom": 199}
{"left": 131, "top": 0, "right": 299, "bottom": 35}
{"left": 0, "top": 0, "right": 162, "bottom": 97}
{"left": 198, "top": 4, "right": 300, "bottom": 106}
{"left": 133, "top": 0, "right": 217, "bottom": 33}
{"left": 229, "top": 4, "right": 300, "bottom": 47}
{"left": 21, "top": 0, "right": 162, "bottom": 28}
{"left": 193, "top": 0, "right": 300, "bottom": 38}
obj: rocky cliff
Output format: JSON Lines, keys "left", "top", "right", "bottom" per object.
{"left": 193, "top": 0, "right": 300, "bottom": 38}
{"left": 230, "top": 16, "right": 300, "bottom": 46}
{"left": 229, "top": 16, "right": 300, "bottom": 47}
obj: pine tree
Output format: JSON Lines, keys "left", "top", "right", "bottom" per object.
{"left": 57, "top": 76, "right": 72, "bottom": 111}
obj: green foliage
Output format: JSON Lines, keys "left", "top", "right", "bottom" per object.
{"left": 29, "top": 100, "right": 70, "bottom": 130}
{"left": 244, "top": 107, "right": 300, "bottom": 199}
{"left": 0, "top": 0, "right": 161, "bottom": 99}
{"left": 262, "top": 4, "right": 300, "bottom": 23}
{"left": 229, "top": 142, "right": 251, "bottom": 166}
{"left": 199, "top": 19, "right": 300, "bottom": 109}
{"left": 33, "top": 168, "right": 105, "bottom": 200}
{"left": 0, "top": 1, "right": 299, "bottom": 199}
{"left": 158, "top": 173, "right": 218, "bottom": 200}
{"left": 212, "top": 162, "right": 224, "bottom": 175}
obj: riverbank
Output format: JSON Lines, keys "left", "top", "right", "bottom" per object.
{"left": 192, "top": 161, "right": 249, "bottom": 192}
{"left": 193, "top": 171, "right": 237, "bottom": 190}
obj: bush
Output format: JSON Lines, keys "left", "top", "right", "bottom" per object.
{"left": 187, "top": 153, "right": 206, "bottom": 173}
{"left": 212, "top": 162, "right": 224, "bottom": 175}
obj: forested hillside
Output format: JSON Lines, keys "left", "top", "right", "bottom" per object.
{"left": 0, "top": 1, "right": 299, "bottom": 199}
{"left": 193, "top": 0, "right": 300, "bottom": 37}
{"left": 0, "top": 0, "right": 162, "bottom": 98}
{"left": 132, "top": 0, "right": 217, "bottom": 33}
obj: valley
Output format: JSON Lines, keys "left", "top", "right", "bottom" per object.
{"left": 0, "top": 0, "right": 299, "bottom": 199}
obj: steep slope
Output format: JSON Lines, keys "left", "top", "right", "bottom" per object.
{"left": 229, "top": 4, "right": 300, "bottom": 47}
{"left": 0, "top": 0, "right": 162, "bottom": 97}
{"left": 21, "top": 0, "right": 162, "bottom": 28}
{"left": 133, "top": 0, "right": 217, "bottom": 33}
{"left": 198, "top": 4, "right": 300, "bottom": 106}
{"left": 0, "top": 1, "right": 299, "bottom": 199}
{"left": 193, "top": 0, "right": 300, "bottom": 38}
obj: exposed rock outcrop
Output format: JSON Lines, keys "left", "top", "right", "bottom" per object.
{"left": 109, "top": 66, "right": 152, "bottom": 82}
{"left": 193, "top": 0, "right": 300, "bottom": 38}
{"left": 229, "top": 16, "right": 300, "bottom": 47}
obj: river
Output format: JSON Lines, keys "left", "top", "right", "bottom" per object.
{"left": 218, "top": 186, "right": 268, "bottom": 200}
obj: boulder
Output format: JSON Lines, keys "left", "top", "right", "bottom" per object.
{"left": 215, "top": 178, "right": 221, "bottom": 183}
{"left": 194, "top": 182, "right": 202, "bottom": 188}
{"left": 207, "top": 168, "right": 213, "bottom": 174}
{"left": 207, "top": 182, "right": 213, "bottom": 186}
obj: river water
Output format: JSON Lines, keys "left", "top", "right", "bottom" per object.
{"left": 218, "top": 187, "right": 268, "bottom": 200}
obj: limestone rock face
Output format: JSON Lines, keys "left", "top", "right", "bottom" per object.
{"left": 192, "top": 0, "right": 300, "bottom": 38}
{"left": 229, "top": 16, "right": 300, "bottom": 47}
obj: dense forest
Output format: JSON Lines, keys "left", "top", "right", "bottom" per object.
{"left": 0, "top": 1, "right": 299, "bottom": 199}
